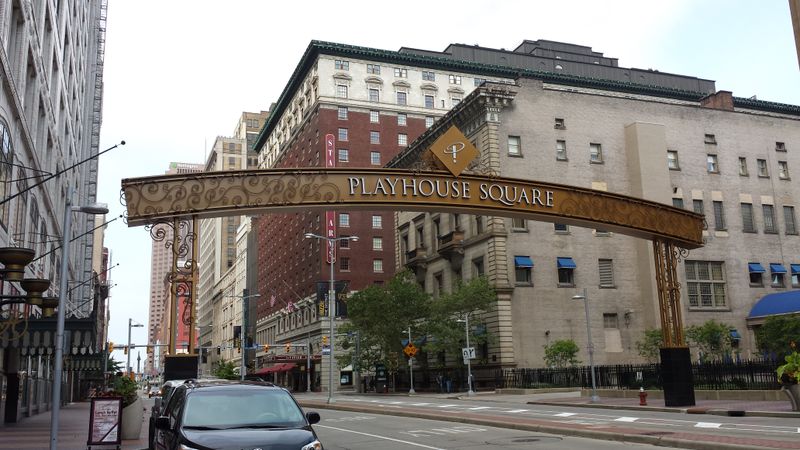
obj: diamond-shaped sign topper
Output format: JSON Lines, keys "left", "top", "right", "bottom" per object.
{"left": 429, "top": 126, "right": 479, "bottom": 177}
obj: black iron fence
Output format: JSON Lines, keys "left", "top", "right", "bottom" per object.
{"left": 496, "top": 359, "right": 782, "bottom": 391}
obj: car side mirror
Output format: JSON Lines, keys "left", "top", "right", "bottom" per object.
{"left": 305, "top": 411, "right": 320, "bottom": 425}
{"left": 155, "top": 416, "right": 171, "bottom": 430}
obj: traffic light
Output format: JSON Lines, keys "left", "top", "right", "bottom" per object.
{"left": 123, "top": 345, "right": 128, "bottom": 355}
{"left": 263, "top": 344, "right": 270, "bottom": 353}
{"left": 285, "top": 343, "right": 291, "bottom": 353}
{"left": 108, "top": 342, "right": 114, "bottom": 353}
{"left": 322, "top": 336, "right": 328, "bottom": 345}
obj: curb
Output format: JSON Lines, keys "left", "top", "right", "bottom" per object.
{"left": 298, "top": 400, "right": 794, "bottom": 450}
{"left": 525, "top": 400, "right": 800, "bottom": 418}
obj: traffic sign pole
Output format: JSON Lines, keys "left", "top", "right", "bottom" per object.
{"left": 407, "top": 327, "right": 415, "bottom": 394}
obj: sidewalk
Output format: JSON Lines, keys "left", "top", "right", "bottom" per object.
{"left": 0, "top": 401, "right": 150, "bottom": 450}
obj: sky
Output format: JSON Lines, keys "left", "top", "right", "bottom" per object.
{"left": 96, "top": 0, "right": 800, "bottom": 368}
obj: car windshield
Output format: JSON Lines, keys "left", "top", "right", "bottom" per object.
{"left": 182, "top": 389, "right": 306, "bottom": 429}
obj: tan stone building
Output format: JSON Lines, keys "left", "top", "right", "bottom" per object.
{"left": 391, "top": 78, "right": 800, "bottom": 375}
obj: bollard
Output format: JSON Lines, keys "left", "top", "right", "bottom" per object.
{"left": 638, "top": 387, "right": 648, "bottom": 406}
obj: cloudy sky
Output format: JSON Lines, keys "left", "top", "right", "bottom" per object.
{"left": 96, "top": 0, "right": 800, "bottom": 366}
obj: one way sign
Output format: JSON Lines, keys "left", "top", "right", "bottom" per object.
{"left": 462, "top": 347, "right": 476, "bottom": 361}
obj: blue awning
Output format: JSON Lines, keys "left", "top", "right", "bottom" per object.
{"left": 557, "top": 257, "right": 576, "bottom": 269}
{"left": 730, "top": 330, "right": 741, "bottom": 340}
{"left": 792, "top": 264, "right": 800, "bottom": 274}
{"left": 770, "top": 263, "right": 787, "bottom": 274}
{"left": 514, "top": 256, "right": 534, "bottom": 268}
{"left": 748, "top": 290, "right": 800, "bottom": 318}
{"left": 748, "top": 263, "right": 766, "bottom": 273}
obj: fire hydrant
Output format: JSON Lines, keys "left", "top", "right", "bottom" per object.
{"left": 638, "top": 387, "right": 648, "bottom": 406}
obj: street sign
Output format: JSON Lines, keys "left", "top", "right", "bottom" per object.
{"left": 403, "top": 343, "right": 418, "bottom": 358}
{"left": 462, "top": 347, "right": 476, "bottom": 361}
{"left": 322, "top": 346, "right": 330, "bottom": 355}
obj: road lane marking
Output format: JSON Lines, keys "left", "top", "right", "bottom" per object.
{"left": 410, "top": 403, "right": 433, "bottom": 406}
{"left": 695, "top": 422, "right": 722, "bottom": 428}
{"left": 316, "top": 424, "right": 444, "bottom": 449}
{"left": 468, "top": 406, "right": 492, "bottom": 410}
{"left": 505, "top": 409, "right": 529, "bottom": 413}
{"left": 555, "top": 412, "right": 577, "bottom": 417}
{"left": 436, "top": 404, "right": 459, "bottom": 408}
{"left": 614, "top": 417, "right": 638, "bottom": 422}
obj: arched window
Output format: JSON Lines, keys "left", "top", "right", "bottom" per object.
{"left": 0, "top": 120, "right": 12, "bottom": 229}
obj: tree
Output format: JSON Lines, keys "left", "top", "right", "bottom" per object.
{"left": 107, "top": 356, "right": 124, "bottom": 374}
{"left": 685, "top": 320, "right": 733, "bottom": 362}
{"left": 755, "top": 315, "right": 800, "bottom": 358}
{"left": 422, "top": 276, "right": 497, "bottom": 366}
{"left": 211, "top": 359, "right": 238, "bottom": 380}
{"left": 337, "top": 270, "right": 430, "bottom": 372}
{"left": 543, "top": 339, "right": 580, "bottom": 368}
{"left": 636, "top": 329, "right": 664, "bottom": 363}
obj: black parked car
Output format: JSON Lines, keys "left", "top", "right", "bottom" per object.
{"left": 153, "top": 380, "right": 322, "bottom": 450}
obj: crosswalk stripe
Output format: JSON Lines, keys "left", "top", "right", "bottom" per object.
{"left": 505, "top": 409, "right": 529, "bottom": 413}
{"left": 615, "top": 417, "right": 638, "bottom": 422}
{"left": 468, "top": 406, "right": 492, "bottom": 410}
{"left": 555, "top": 412, "right": 576, "bottom": 417}
{"left": 695, "top": 422, "right": 722, "bottom": 428}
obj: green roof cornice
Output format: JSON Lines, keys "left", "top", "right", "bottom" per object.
{"left": 255, "top": 41, "right": 799, "bottom": 153}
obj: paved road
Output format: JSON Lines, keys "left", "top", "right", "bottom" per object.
{"left": 297, "top": 393, "right": 800, "bottom": 449}
{"left": 314, "top": 408, "right": 678, "bottom": 449}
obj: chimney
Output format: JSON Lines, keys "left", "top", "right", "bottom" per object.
{"left": 700, "top": 90, "right": 734, "bottom": 111}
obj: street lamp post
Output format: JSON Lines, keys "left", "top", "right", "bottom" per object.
{"left": 50, "top": 187, "right": 108, "bottom": 450}
{"left": 406, "top": 327, "right": 415, "bottom": 394}
{"left": 225, "top": 291, "right": 260, "bottom": 381}
{"left": 127, "top": 318, "right": 144, "bottom": 377}
{"left": 457, "top": 312, "right": 474, "bottom": 397}
{"left": 304, "top": 232, "right": 358, "bottom": 404}
{"left": 572, "top": 288, "right": 599, "bottom": 403}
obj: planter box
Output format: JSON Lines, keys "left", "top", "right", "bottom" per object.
{"left": 120, "top": 397, "right": 143, "bottom": 440}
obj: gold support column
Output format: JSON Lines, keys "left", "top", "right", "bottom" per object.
{"left": 652, "top": 239, "right": 686, "bottom": 347}
{"left": 168, "top": 218, "right": 180, "bottom": 355}
{"left": 187, "top": 216, "right": 199, "bottom": 354}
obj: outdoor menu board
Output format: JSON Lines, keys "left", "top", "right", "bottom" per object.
{"left": 87, "top": 397, "right": 122, "bottom": 448}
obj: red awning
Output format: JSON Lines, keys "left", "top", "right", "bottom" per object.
{"left": 254, "top": 363, "right": 295, "bottom": 375}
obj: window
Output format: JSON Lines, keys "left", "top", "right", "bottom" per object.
{"left": 779, "top": 161, "right": 790, "bottom": 179}
{"left": 554, "top": 118, "right": 565, "bottom": 129}
{"left": 770, "top": 263, "right": 786, "bottom": 287}
{"left": 397, "top": 133, "right": 408, "bottom": 146}
{"left": 370, "top": 110, "right": 379, "bottom": 123}
{"left": 776, "top": 141, "right": 786, "bottom": 152}
{"left": 369, "top": 88, "right": 380, "bottom": 102}
{"left": 599, "top": 259, "right": 614, "bottom": 288}
{"left": 424, "top": 95, "right": 435, "bottom": 108}
{"left": 422, "top": 71, "right": 435, "bottom": 81}
{"left": 511, "top": 218, "right": 527, "bottom": 230}
{"left": 685, "top": 261, "right": 727, "bottom": 308}
{"left": 336, "top": 85, "right": 348, "bottom": 98}
{"left": 508, "top": 136, "right": 521, "bottom": 156}
{"left": 449, "top": 74, "right": 462, "bottom": 84}
{"left": 603, "top": 313, "right": 619, "bottom": 329}
{"left": 792, "top": 264, "right": 800, "bottom": 288}
{"left": 340, "top": 257, "right": 350, "bottom": 271}
{"left": 372, "top": 215, "right": 382, "bottom": 229}
{"left": 334, "top": 59, "right": 349, "bottom": 70}
{"left": 338, "top": 149, "right": 349, "bottom": 162}
{"left": 370, "top": 131, "right": 380, "bottom": 144}
{"left": 741, "top": 203, "right": 756, "bottom": 233}
{"left": 474, "top": 216, "right": 485, "bottom": 234}
{"left": 757, "top": 159, "right": 769, "bottom": 177}
{"left": 397, "top": 113, "right": 407, "bottom": 126}
{"left": 554, "top": 223, "right": 569, "bottom": 233}
{"left": 451, "top": 97, "right": 462, "bottom": 106}
{"left": 473, "top": 257, "right": 485, "bottom": 277}
{"left": 339, "top": 213, "right": 350, "bottom": 227}
{"left": 589, "top": 143, "right": 603, "bottom": 163}
{"left": 713, "top": 201, "right": 726, "bottom": 231}
{"left": 704, "top": 134, "right": 717, "bottom": 144}
{"left": 394, "top": 68, "right": 407, "bottom": 78}
{"left": 749, "top": 262, "right": 765, "bottom": 286}
{"left": 738, "top": 157, "right": 748, "bottom": 176}
{"left": 337, "top": 106, "right": 348, "bottom": 120}
{"left": 667, "top": 151, "right": 680, "bottom": 170}
{"left": 339, "top": 237, "right": 351, "bottom": 249}
{"left": 557, "top": 257, "right": 576, "bottom": 286}
{"left": 396, "top": 91, "right": 407, "bottom": 105}
{"left": 370, "top": 151, "right": 380, "bottom": 165}
{"left": 373, "top": 259, "right": 384, "bottom": 273}
{"left": 372, "top": 237, "right": 382, "bottom": 251}
{"left": 514, "top": 256, "right": 533, "bottom": 285}
{"left": 338, "top": 128, "right": 348, "bottom": 141}
{"left": 673, "top": 198, "right": 684, "bottom": 208}
{"left": 366, "top": 64, "right": 380, "bottom": 74}
{"left": 784, "top": 206, "right": 797, "bottom": 235}
{"left": 425, "top": 116, "right": 434, "bottom": 128}
{"left": 707, "top": 154, "right": 719, "bottom": 173}
{"left": 474, "top": 77, "right": 486, "bottom": 86}
{"left": 763, "top": 204, "right": 777, "bottom": 233}
{"left": 556, "top": 140, "right": 567, "bottom": 161}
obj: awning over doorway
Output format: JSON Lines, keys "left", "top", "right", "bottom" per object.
{"left": 254, "top": 363, "right": 295, "bottom": 375}
{"left": 747, "top": 290, "right": 800, "bottom": 319}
